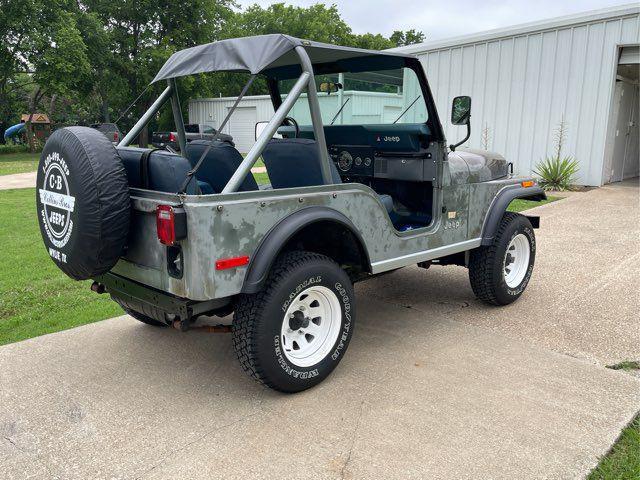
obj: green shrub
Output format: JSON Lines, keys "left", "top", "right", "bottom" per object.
{"left": 533, "top": 156, "right": 580, "bottom": 191}
{"left": 0, "top": 144, "right": 30, "bottom": 155}
{"left": 534, "top": 117, "right": 579, "bottom": 191}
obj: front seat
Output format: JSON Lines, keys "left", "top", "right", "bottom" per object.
{"left": 262, "top": 138, "right": 394, "bottom": 213}
{"left": 185, "top": 139, "right": 258, "bottom": 194}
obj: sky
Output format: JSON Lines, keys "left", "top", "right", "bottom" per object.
{"left": 236, "top": 0, "right": 635, "bottom": 42}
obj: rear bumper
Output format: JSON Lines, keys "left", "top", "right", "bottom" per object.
{"left": 95, "top": 272, "right": 231, "bottom": 320}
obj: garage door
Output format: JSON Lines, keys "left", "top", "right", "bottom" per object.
{"left": 227, "top": 106, "right": 257, "bottom": 153}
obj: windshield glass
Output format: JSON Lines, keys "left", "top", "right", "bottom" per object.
{"left": 278, "top": 67, "right": 427, "bottom": 126}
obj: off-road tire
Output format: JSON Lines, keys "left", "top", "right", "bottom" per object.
{"left": 469, "top": 212, "right": 536, "bottom": 306}
{"left": 233, "top": 251, "right": 355, "bottom": 393}
{"left": 114, "top": 298, "right": 168, "bottom": 327}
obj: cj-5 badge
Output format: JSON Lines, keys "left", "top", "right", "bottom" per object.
{"left": 39, "top": 152, "right": 75, "bottom": 260}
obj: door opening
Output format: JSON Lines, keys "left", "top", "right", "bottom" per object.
{"left": 604, "top": 46, "right": 639, "bottom": 183}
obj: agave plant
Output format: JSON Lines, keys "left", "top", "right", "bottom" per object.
{"left": 533, "top": 155, "right": 580, "bottom": 191}
{"left": 533, "top": 117, "right": 580, "bottom": 191}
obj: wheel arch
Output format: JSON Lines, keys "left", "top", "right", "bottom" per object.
{"left": 241, "top": 206, "right": 371, "bottom": 294}
{"left": 481, "top": 185, "right": 545, "bottom": 246}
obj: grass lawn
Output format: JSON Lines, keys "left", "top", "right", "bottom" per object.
{"left": 253, "top": 171, "right": 270, "bottom": 185}
{"left": 0, "top": 188, "right": 122, "bottom": 346}
{"left": 0, "top": 152, "right": 40, "bottom": 176}
{"left": 588, "top": 413, "right": 640, "bottom": 479}
{"left": 508, "top": 195, "right": 560, "bottom": 212}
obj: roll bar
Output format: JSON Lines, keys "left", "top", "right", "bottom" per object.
{"left": 118, "top": 46, "right": 334, "bottom": 193}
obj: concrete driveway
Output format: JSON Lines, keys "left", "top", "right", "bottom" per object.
{"left": 1, "top": 180, "right": 639, "bottom": 479}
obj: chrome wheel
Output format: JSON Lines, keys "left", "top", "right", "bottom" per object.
{"left": 503, "top": 233, "right": 531, "bottom": 288}
{"left": 280, "top": 285, "right": 342, "bottom": 368}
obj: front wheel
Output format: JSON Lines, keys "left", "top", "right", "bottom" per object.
{"left": 468, "top": 212, "right": 536, "bottom": 306}
{"left": 233, "top": 251, "right": 355, "bottom": 393}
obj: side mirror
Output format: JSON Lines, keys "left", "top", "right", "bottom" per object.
{"left": 451, "top": 96, "right": 471, "bottom": 125}
{"left": 319, "top": 82, "right": 342, "bottom": 95}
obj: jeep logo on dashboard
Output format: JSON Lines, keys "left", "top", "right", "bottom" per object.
{"left": 376, "top": 135, "right": 400, "bottom": 143}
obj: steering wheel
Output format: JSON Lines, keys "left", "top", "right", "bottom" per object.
{"left": 282, "top": 116, "right": 299, "bottom": 138}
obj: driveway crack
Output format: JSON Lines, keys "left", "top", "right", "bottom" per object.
{"left": 340, "top": 399, "right": 365, "bottom": 479}
{"left": 135, "top": 404, "right": 265, "bottom": 479}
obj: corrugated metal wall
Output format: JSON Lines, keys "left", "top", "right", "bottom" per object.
{"left": 411, "top": 8, "right": 640, "bottom": 185}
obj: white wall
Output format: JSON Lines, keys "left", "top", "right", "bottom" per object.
{"left": 396, "top": 4, "right": 640, "bottom": 185}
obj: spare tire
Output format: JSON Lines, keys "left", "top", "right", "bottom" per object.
{"left": 36, "top": 126, "right": 130, "bottom": 280}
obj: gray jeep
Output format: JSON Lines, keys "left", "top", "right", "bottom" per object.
{"left": 36, "top": 35, "right": 545, "bottom": 392}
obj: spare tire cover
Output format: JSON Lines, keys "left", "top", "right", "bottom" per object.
{"left": 36, "top": 126, "right": 130, "bottom": 280}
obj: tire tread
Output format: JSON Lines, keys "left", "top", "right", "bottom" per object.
{"left": 232, "top": 251, "right": 334, "bottom": 390}
{"left": 469, "top": 211, "right": 523, "bottom": 306}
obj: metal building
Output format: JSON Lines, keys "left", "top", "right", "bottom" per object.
{"left": 190, "top": 4, "right": 639, "bottom": 185}
{"left": 394, "top": 3, "right": 639, "bottom": 185}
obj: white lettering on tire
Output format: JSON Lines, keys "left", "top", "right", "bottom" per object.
{"left": 39, "top": 152, "right": 75, "bottom": 249}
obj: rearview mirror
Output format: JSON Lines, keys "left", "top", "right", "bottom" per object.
{"left": 319, "top": 82, "right": 342, "bottom": 94}
{"left": 451, "top": 96, "right": 471, "bottom": 125}
{"left": 255, "top": 121, "right": 268, "bottom": 141}
{"left": 255, "top": 121, "right": 282, "bottom": 141}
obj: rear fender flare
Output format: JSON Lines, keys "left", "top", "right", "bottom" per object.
{"left": 481, "top": 185, "right": 545, "bottom": 246}
{"left": 241, "top": 206, "right": 370, "bottom": 294}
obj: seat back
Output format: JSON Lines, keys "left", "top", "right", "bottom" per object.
{"left": 185, "top": 140, "right": 258, "bottom": 193}
{"left": 262, "top": 138, "right": 342, "bottom": 189}
{"left": 117, "top": 147, "right": 199, "bottom": 194}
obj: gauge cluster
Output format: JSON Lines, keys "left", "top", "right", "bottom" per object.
{"left": 329, "top": 145, "right": 375, "bottom": 177}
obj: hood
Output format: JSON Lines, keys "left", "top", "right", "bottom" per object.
{"left": 448, "top": 148, "right": 509, "bottom": 183}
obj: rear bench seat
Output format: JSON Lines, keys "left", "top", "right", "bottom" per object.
{"left": 117, "top": 147, "right": 202, "bottom": 194}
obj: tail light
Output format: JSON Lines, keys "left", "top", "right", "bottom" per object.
{"left": 168, "top": 132, "right": 176, "bottom": 143}
{"left": 156, "top": 205, "right": 187, "bottom": 245}
{"left": 113, "top": 131, "right": 119, "bottom": 142}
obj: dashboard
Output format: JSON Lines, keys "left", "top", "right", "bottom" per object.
{"left": 329, "top": 145, "right": 375, "bottom": 177}
{"left": 329, "top": 143, "right": 438, "bottom": 183}
{"left": 286, "top": 123, "right": 439, "bottom": 183}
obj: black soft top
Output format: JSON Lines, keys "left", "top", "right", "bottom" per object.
{"left": 152, "top": 34, "right": 416, "bottom": 83}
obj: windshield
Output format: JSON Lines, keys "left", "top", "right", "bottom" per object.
{"left": 278, "top": 67, "right": 427, "bottom": 126}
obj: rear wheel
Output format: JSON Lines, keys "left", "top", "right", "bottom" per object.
{"left": 469, "top": 212, "right": 536, "bottom": 305}
{"left": 233, "top": 251, "right": 355, "bottom": 393}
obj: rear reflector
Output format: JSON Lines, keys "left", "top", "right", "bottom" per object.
{"left": 169, "top": 132, "right": 176, "bottom": 143}
{"left": 216, "top": 256, "right": 250, "bottom": 270}
{"left": 521, "top": 180, "right": 536, "bottom": 188}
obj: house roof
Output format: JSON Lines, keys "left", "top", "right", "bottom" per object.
{"left": 389, "top": 3, "right": 640, "bottom": 54}
{"left": 21, "top": 113, "right": 50, "bottom": 124}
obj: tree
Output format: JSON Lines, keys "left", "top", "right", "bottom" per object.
{"left": 80, "top": 0, "right": 235, "bottom": 144}
{"left": 390, "top": 29, "right": 426, "bottom": 47}
{"left": 0, "top": 0, "right": 91, "bottom": 149}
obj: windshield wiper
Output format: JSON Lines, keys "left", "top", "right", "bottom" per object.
{"left": 330, "top": 97, "right": 350, "bottom": 125}
{"left": 393, "top": 95, "right": 421, "bottom": 124}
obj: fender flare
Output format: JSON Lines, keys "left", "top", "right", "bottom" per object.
{"left": 241, "top": 206, "right": 371, "bottom": 294}
{"left": 481, "top": 185, "right": 545, "bottom": 246}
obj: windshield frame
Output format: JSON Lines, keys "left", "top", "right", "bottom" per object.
{"left": 267, "top": 57, "right": 444, "bottom": 140}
